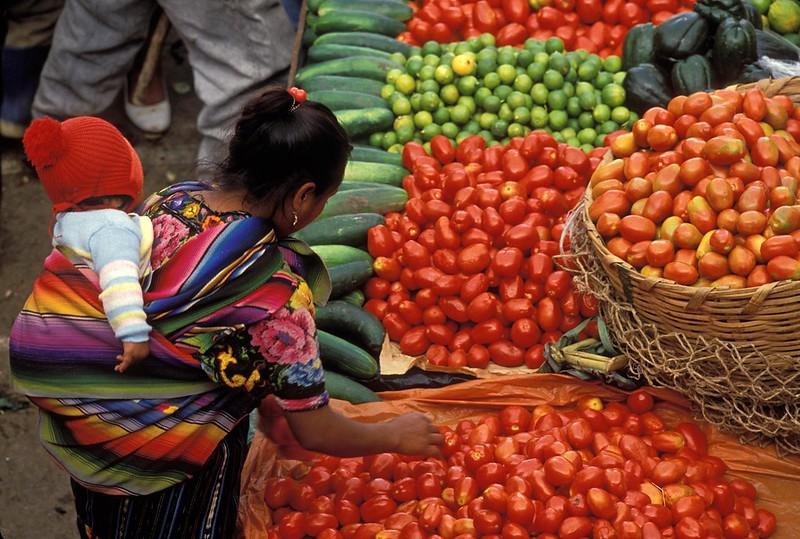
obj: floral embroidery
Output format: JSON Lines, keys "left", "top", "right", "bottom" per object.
{"left": 289, "top": 281, "right": 314, "bottom": 312}
{"left": 202, "top": 214, "right": 223, "bottom": 230}
{"left": 248, "top": 307, "right": 317, "bottom": 365}
{"left": 215, "top": 345, "right": 263, "bottom": 392}
{"left": 151, "top": 213, "right": 190, "bottom": 269}
{"left": 182, "top": 202, "right": 201, "bottom": 218}
{"left": 282, "top": 358, "right": 324, "bottom": 386}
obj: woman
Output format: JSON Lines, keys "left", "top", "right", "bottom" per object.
{"left": 9, "top": 87, "right": 442, "bottom": 538}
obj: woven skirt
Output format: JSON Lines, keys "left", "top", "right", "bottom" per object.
{"left": 71, "top": 419, "right": 248, "bottom": 539}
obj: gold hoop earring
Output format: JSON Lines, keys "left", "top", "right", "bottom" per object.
{"left": 292, "top": 212, "right": 298, "bottom": 228}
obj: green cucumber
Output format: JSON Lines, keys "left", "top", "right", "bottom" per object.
{"left": 344, "top": 161, "right": 407, "bottom": 186}
{"left": 295, "top": 56, "right": 402, "bottom": 84}
{"left": 336, "top": 181, "right": 389, "bottom": 191}
{"left": 324, "top": 370, "right": 381, "bottom": 403}
{"left": 319, "top": 186, "right": 408, "bottom": 219}
{"left": 314, "top": 10, "right": 406, "bottom": 37}
{"left": 312, "top": 245, "right": 373, "bottom": 267}
{"left": 299, "top": 76, "right": 385, "bottom": 96}
{"left": 318, "top": 0, "right": 413, "bottom": 21}
{"left": 329, "top": 260, "right": 373, "bottom": 299}
{"left": 340, "top": 289, "right": 366, "bottom": 307}
{"left": 308, "top": 0, "right": 326, "bottom": 13}
{"left": 307, "top": 90, "right": 389, "bottom": 111}
{"left": 308, "top": 43, "right": 392, "bottom": 64}
{"left": 313, "top": 32, "right": 412, "bottom": 56}
{"left": 296, "top": 213, "right": 385, "bottom": 246}
{"left": 316, "top": 300, "right": 385, "bottom": 358}
{"left": 335, "top": 108, "right": 394, "bottom": 139}
{"left": 350, "top": 145, "right": 404, "bottom": 166}
{"left": 318, "top": 330, "right": 378, "bottom": 379}
{"left": 303, "top": 26, "right": 318, "bottom": 47}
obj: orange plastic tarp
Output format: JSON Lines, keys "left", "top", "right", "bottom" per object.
{"left": 237, "top": 374, "right": 800, "bottom": 538}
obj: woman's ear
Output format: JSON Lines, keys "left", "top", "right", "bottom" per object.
{"left": 291, "top": 181, "right": 318, "bottom": 212}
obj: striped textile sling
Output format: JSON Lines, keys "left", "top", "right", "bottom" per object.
{"left": 9, "top": 182, "right": 330, "bottom": 495}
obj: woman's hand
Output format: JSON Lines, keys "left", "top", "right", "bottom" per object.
{"left": 283, "top": 405, "right": 444, "bottom": 458}
{"left": 384, "top": 412, "right": 443, "bottom": 458}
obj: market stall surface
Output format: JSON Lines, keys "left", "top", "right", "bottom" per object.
{"left": 0, "top": 54, "right": 202, "bottom": 539}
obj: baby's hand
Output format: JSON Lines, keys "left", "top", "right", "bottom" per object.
{"left": 116, "top": 341, "right": 150, "bottom": 373}
{"left": 387, "top": 413, "right": 443, "bottom": 457}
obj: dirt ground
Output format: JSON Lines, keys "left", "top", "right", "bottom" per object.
{"left": 0, "top": 50, "right": 205, "bottom": 538}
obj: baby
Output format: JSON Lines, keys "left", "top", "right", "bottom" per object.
{"left": 23, "top": 116, "right": 152, "bottom": 372}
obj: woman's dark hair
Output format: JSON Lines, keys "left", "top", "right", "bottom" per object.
{"left": 219, "top": 86, "right": 352, "bottom": 202}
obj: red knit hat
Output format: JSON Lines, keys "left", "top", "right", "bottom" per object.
{"left": 23, "top": 116, "right": 144, "bottom": 213}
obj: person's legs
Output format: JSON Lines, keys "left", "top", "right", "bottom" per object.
{"left": 1, "top": 0, "right": 64, "bottom": 138}
{"left": 71, "top": 419, "right": 249, "bottom": 538}
{"left": 160, "top": 0, "right": 296, "bottom": 170}
{"left": 32, "top": 0, "right": 155, "bottom": 120}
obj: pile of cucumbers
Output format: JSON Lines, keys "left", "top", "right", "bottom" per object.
{"left": 297, "top": 146, "right": 409, "bottom": 405}
{"left": 291, "top": 0, "right": 423, "bottom": 402}
{"left": 296, "top": 0, "right": 414, "bottom": 143}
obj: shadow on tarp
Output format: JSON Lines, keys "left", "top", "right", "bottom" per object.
{"left": 237, "top": 373, "right": 800, "bottom": 538}
{"left": 365, "top": 367, "right": 476, "bottom": 392}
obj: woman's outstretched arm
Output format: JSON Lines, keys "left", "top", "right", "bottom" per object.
{"left": 284, "top": 405, "right": 443, "bottom": 458}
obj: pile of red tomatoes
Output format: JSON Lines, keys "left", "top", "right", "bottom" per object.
{"left": 363, "top": 131, "right": 605, "bottom": 369}
{"left": 399, "top": 0, "right": 694, "bottom": 56}
{"left": 264, "top": 392, "right": 777, "bottom": 539}
{"left": 591, "top": 88, "right": 800, "bottom": 288}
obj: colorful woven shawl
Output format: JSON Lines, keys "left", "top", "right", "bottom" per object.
{"left": 9, "top": 182, "right": 330, "bottom": 495}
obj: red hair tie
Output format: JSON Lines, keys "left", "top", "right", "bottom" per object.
{"left": 288, "top": 87, "right": 307, "bottom": 111}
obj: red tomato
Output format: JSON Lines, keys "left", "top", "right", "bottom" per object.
{"left": 506, "top": 492, "right": 535, "bottom": 525}
{"left": 492, "top": 247, "right": 524, "bottom": 277}
{"left": 467, "top": 344, "right": 491, "bottom": 369}
{"left": 527, "top": 252, "right": 554, "bottom": 283}
{"left": 431, "top": 135, "right": 456, "bottom": 164}
{"left": 289, "top": 483, "right": 315, "bottom": 511}
{"left": 560, "top": 516, "right": 593, "bottom": 539}
{"left": 626, "top": 390, "right": 654, "bottom": 413}
{"left": 361, "top": 495, "right": 397, "bottom": 522}
{"left": 499, "top": 406, "right": 532, "bottom": 435}
{"left": 544, "top": 270, "right": 572, "bottom": 298}
{"left": 489, "top": 340, "right": 525, "bottom": 367}
{"left": 510, "top": 318, "right": 541, "bottom": 348}
{"left": 474, "top": 1, "right": 499, "bottom": 31}
{"left": 265, "top": 477, "right": 292, "bottom": 509}
{"left": 305, "top": 513, "right": 339, "bottom": 536}
{"left": 467, "top": 292, "right": 500, "bottom": 323}
{"left": 458, "top": 243, "right": 492, "bottom": 274}
{"left": 277, "top": 512, "right": 306, "bottom": 539}
{"left": 544, "top": 455, "right": 577, "bottom": 486}
{"left": 400, "top": 326, "right": 429, "bottom": 356}
{"left": 537, "top": 297, "right": 562, "bottom": 332}
{"left": 474, "top": 509, "right": 503, "bottom": 535}
{"left": 368, "top": 225, "right": 397, "bottom": 257}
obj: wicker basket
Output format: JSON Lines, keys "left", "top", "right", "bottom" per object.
{"left": 574, "top": 78, "right": 800, "bottom": 450}
{"left": 583, "top": 77, "right": 800, "bottom": 359}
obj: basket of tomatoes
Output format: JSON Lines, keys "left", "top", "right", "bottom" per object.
{"left": 573, "top": 78, "right": 800, "bottom": 450}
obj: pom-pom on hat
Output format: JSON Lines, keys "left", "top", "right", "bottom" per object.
{"left": 23, "top": 116, "right": 144, "bottom": 213}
